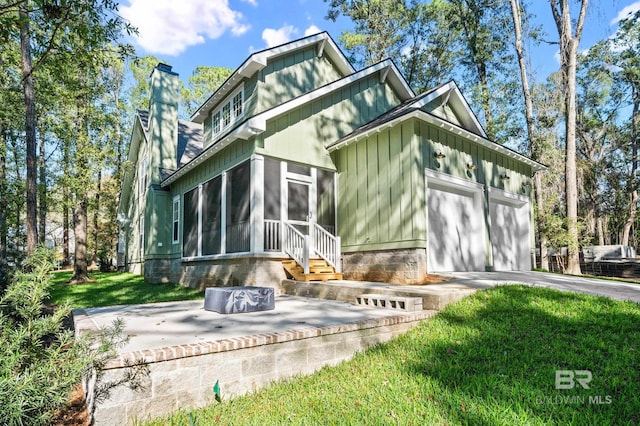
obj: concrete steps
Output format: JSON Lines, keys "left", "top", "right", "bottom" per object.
{"left": 281, "top": 279, "right": 478, "bottom": 311}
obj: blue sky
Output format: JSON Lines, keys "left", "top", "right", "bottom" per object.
{"left": 118, "top": 0, "right": 640, "bottom": 87}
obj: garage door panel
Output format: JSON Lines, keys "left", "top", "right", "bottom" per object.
{"left": 427, "top": 186, "right": 485, "bottom": 272}
{"left": 490, "top": 198, "right": 531, "bottom": 271}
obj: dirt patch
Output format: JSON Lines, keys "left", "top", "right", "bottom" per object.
{"left": 52, "top": 384, "right": 90, "bottom": 426}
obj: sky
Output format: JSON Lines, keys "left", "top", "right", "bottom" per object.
{"left": 118, "top": 0, "right": 640, "bottom": 88}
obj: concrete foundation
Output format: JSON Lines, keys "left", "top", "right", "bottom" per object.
{"left": 341, "top": 248, "right": 428, "bottom": 284}
{"left": 142, "top": 257, "right": 288, "bottom": 290}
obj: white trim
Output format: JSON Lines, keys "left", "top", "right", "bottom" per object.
{"left": 424, "top": 168, "right": 485, "bottom": 192}
{"left": 220, "top": 171, "right": 227, "bottom": 255}
{"left": 487, "top": 187, "right": 529, "bottom": 207}
{"left": 250, "top": 155, "right": 265, "bottom": 253}
{"left": 197, "top": 184, "right": 203, "bottom": 257}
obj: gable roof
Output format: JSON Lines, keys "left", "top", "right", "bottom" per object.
{"left": 161, "top": 59, "right": 414, "bottom": 187}
{"left": 327, "top": 82, "right": 545, "bottom": 172}
{"left": 190, "top": 32, "right": 355, "bottom": 124}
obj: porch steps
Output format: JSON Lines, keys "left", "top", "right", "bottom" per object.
{"left": 354, "top": 294, "right": 423, "bottom": 312}
{"left": 282, "top": 259, "right": 343, "bottom": 282}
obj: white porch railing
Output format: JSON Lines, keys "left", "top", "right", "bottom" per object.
{"left": 264, "top": 220, "right": 281, "bottom": 251}
{"left": 283, "top": 222, "right": 310, "bottom": 274}
{"left": 313, "top": 223, "right": 342, "bottom": 272}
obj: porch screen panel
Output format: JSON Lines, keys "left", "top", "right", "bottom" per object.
{"left": 317, "top": 169, "right": 335, "bottom": 233}
{"left": 264, "top": 158, "right": 280, "bottom": 220}
{"left": 264, "top": 158, "right": 281, "bottom": 251}
{"left": 226, "top": 161, "right": 250, "bottom": 252}
{"left": 202, "top": 176, "right": 222, "bottom": 255}
{"left": 183, "top": 187, "right": 199, "bottom": 257}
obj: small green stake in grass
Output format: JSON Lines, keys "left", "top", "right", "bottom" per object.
{"left": 213, "top": 380, "right": 221, "bottom": 402}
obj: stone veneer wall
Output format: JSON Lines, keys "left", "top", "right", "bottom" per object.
{"left": 144, "top": 257, "right": 288, "bottom": 290}
{"left": 342, "top": 248, "right": 428, "bottom": 284}
{"left": 83, "top": 310, "right": 435, "bottom": 425}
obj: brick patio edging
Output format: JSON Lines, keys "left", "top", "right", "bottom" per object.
{"left": 78, "top": 309, "right": 436, "bottom": 425}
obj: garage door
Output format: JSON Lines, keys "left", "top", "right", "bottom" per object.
{"left": 489, "top": 189, "right": 531, "bottom": 271}
{"left": 426, "top": 173, "right": 485, "bottom": 272}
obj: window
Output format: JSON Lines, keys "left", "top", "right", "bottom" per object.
{"left": 222, "top": 103, "right": 231, "bottom": 127}
{"left": 211, "top": 85, "right": 244, "bottom": 138}
{"left": 226, "top": 161, "right": 251, "bottom": 253}
{"left": 172, "top": 196, "right": 180, "bottom": 244}
{"left": 233, "top": 91, "right": 243, "bottom": 118}
{"left": 212, "top": 111, "right": 221, "bottom": 134}
{"left": 139, "top": 215, "right": 144, "bottom": 256}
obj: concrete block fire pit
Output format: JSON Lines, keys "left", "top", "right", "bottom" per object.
{"left": 204, "top": 286, "right": 275, "bottom": 314}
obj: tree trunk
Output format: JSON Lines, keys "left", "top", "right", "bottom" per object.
{"left": 0, "top": 127, "right": 7, "bottom": 264}
{"left": 62, "top": 137, "right": 70, "bottom": 266}
{"left": 38, "top": 125, "right": 46, "bottom": 245}
{"left": 92, "top": 169, "right": 101, "bottom": 266}
{"left": 19, "top": 4, "right": 38, "bottom": 254}
{"left": 70, "top": 196, "right": 91, "bottom": 283}
{"left": 550, "top": 0, "right": 587, "bottom": 275}
{"left": 621, "top": 93, "right": 639, "bottom": 248}
{"left": 509, "top": 0, "right": 545, "bottom": 269}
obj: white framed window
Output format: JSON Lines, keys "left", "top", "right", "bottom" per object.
{"left": 172, "top": 196, "right": 180, "bottom": 244}
{"left": 211, "top": 84, "right": 244, "bottom": 138}
{"left": 212, "top": 111, "right": 221, "bottom": 134}
{"left": 139, "top": 215, "right": 144, "bottom": 256}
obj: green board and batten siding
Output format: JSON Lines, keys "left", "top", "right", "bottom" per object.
{"left": 335, "top": 118, "right": 533, "bottom": 253}
{"left": 257, "top": 46, "right": 344, "bottom": 113}
{"left": 257, "top": 73, "right": 401, "bottom": 170}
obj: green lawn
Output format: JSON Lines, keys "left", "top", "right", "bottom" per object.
{"left": 49, "top": 271, "right": 203, "bottom": 309}
{"left": 143, "top": 285, "right": 640, "bottom": 426}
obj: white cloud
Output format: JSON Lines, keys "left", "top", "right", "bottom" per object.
{"left": 262, "top": 25, "right": 298, "bottom": 47}
{"left": 120, "top": 0, "right": 250, "bottom": 56}
{"left": 241, "top": 0, "right": 258, "bottom": 5}
{"left": 304, "top": 25, "right": 322, "bottom": 36}
{"left": 610, "top": 1, "right": 640, "bottom": 25}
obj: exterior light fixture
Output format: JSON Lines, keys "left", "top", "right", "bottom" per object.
{"left": 466, "top": 162, "right": 477, "bottom": 170}
{"left": 433, "top": 151, "right": 446, "bottom": 159}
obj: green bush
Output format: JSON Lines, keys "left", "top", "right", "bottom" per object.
{"left": 0, "top": 247, "right": 147, "bottom": 426}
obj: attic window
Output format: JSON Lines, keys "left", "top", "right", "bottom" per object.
{"left": 211, "top": 84, "right": 244, "bottom": 139}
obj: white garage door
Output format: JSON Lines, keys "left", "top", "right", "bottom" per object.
{"left": 426, "top": 173, "right": 485, "bottom": 272}
{"left": 489, "top": 189, "right": 531, "bottom": 271}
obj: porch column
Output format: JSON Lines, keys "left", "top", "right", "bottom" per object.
{"left": 250, "top": 154, "right": 265, "bottom": 253}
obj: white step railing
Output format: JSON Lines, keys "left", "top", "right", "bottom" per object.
{"left": 283, "top": 222, "right": 310, "bottom": 274}
{"left": 313, "top": 223, "right": 341, "bottom": 272}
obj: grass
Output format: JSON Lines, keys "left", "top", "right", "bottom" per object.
{"left": 143, "top": 285, "right": 640, "bottom": 425}
{"left": 49, "top": 270, "right": 203, "bottom": 309}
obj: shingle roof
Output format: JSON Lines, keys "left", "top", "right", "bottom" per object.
{"left": 177, "top": 120, "right": 203, "bottom": 168}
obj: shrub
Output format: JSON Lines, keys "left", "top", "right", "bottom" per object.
{"left": 0, "top": 247, "right": 147, "bottom": 426}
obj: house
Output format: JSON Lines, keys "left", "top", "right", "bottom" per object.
{"left": 117, "top": 32, "right": 544, "bottom": 288}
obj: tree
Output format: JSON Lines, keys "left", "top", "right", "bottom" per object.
{"left": 181, "top": 66, "right": 233, "bottom": 117}
{"left": 549, "top": 0, "right": 588, "bottom": 275}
